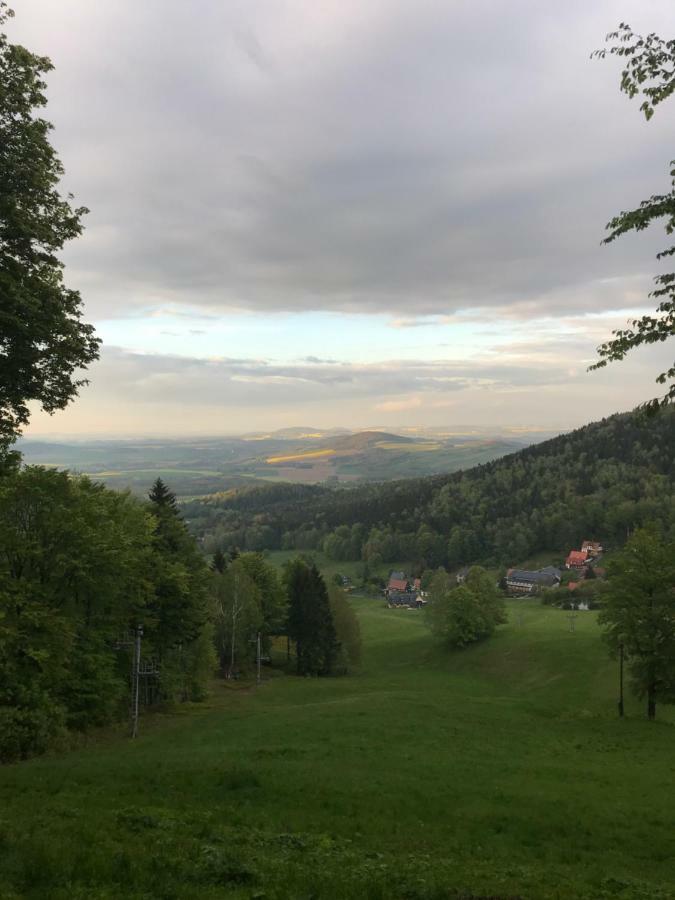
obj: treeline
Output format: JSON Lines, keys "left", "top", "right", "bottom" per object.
{"left": 185, "top": 408, "right": 675, "bottom": 570}
{"left": 0, "top": 467, "right": 359, "bottom": 763}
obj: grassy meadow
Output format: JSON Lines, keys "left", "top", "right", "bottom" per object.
{"left": 1, "top": 600, "right": 674, "bottom": 899}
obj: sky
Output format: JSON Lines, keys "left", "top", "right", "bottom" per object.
{"left": 12, "top": 0, "right": 675, "bottom": 436}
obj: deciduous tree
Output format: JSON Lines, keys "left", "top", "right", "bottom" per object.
{"left": 599, "top": 528, "right": 675, "bottom": 719}
{"left": 0, "top": 4, "right": 99, "bottom": 452}
{"left": 591, "top": 24, "right": 675, "bottom": 410}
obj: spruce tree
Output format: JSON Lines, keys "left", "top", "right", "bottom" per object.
{"left": 212, "top": 549, "right": 227, "bottom": 573}
{"left": 148, "top": 477, "right": 179, "bottom": 514}
{"left": 285, "top": 559, "right": 339, "bottom": 676}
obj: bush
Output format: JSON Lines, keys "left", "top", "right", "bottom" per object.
{"left": 0, "top": 702, "right": 66, "bottom": 763}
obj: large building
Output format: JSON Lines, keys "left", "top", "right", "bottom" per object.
{"left": 506, "top": 567, "right": 561, "bottom": 596}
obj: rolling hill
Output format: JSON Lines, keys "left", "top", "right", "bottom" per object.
{"left": 17, "top": 428, "right": 524, "bottom": 495}
{"left": 185, "top": 407, "right": 675, "bottom": 567}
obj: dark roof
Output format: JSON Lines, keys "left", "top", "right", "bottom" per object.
{"left": 539, "top": 566, "right": 562, "bottom": 579}
{"left": 507, "top": 569, "right": 557, "bottom": 586}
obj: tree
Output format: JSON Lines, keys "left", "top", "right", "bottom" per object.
{"left": 148, "top": 478, "right": 179, "bottom": 515}
{"left": 211, "top": 549, "right": 227, "bottom": 574}
{"left": 425, "top": 565, "right": 505, "bottom": 649}
{"left": 599, "top": 528, "right": 675, "bottom": 719}
{"left": 211, "top": 561, "right": 262, "bottom": 679}
{"left": 464, "top": 566, "right": 507, "bottom": 629}
{"left": 591, "top": 24, "right": 675, "bottom": 410}
{"left": 146, "top": 479, "right": 212, "bottom": 697}
{"left": 328, "top": 584, "right": 362, "bottom": 669}
{"left": 0, "top": 4, "right": 100, "bottom": 452}
{"left": 285, "top": 559, "right": 339, "bottom": 676}
{"left": 236, "top": 552, "right": 287, "bottom": 643}
{"left": 0, "top": 468, "right": 155, "bottom": 759}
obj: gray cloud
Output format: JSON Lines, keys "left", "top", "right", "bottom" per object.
{"left": 76, "top": 341, "right": 639, "bottom": 410}
{"left": 13, "top": 0, "right": 675, "bottom": 321}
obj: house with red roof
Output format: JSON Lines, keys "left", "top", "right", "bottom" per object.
{"left": 388, "top": 575, "right": 409, "bottom": 593}
{"left": 565, "top": 549, "right": 588, "bottom": 569}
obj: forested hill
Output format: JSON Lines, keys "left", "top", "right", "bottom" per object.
{"left": 185, "top": 408, "right": 675, "bottom": 569}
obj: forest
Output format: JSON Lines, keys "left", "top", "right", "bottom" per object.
{"left": 185, "top": 407, "right": 675, "bottom": 572}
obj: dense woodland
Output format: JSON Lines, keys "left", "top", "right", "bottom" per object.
{"left": 0, "top": 465, "right": 358, "bottom": 762}
{"left": 186, "top": 408, "right": 675, "bottom": 572}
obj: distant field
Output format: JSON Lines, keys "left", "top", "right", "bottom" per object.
{"left": 18, "top": 432, "right": 525, "bottom": 493}
{"left": 2, "top": 600, "right": 674, "bottom": 898}
{"left": 89, "top": 468, "right": 222, "bottom": 478}
{"left": 265, "top": 449, "right": 337, "bottom": 464}
{"left": 375, "top": 440, "right": 442, "bottom": 451}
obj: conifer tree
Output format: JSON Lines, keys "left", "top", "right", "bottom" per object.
{"left": 148, "top": 477, "right": 179, "bottom": 514}
{"left": 285, "top": 559, "right": 339, "bottom": 675}
{"left": 212, "top": 549, "right": 227, "bottom": 573}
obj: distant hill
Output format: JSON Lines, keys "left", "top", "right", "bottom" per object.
{"left": 17, "top": 428, "right": 523, "bottom": 495}
{"left": 324, "top": 430, "right": 415, "bottom": 451}
{"left": 185, "top": 407, "right": 675, "bottom": 569}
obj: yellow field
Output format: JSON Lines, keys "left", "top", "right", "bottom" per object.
{"left": 375, "top": 441, "right": 442, "bottom": 452}
{"left": 265, "top": 448, "right": 336, "bottom": 464}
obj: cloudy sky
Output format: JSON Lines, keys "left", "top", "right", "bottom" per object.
{"left": 14, "top": 0, "right": 675, "bottom": 436}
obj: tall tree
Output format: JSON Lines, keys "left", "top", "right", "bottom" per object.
{"left": 591, "top": 24, "right": 675, "bottom": 410}
{"left": 0, "top": 3, "right": 100, "bottom": 452}
{"left": 285, "top": 559, "right": 339, "bottom": 676}
{"left": 149, "top": 478, "right": 179, "bottom": 514}
{"left": 599, "top": 528, "right": 675, "bottom": 720}
{"left": 211, "top": 561, "right": 262, "bottom": 678}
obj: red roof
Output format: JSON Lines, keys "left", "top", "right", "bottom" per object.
{"left": 568, "top": 582, "right": 579, "bottom": 591}
{"left": 566, "top": 550, "right": 588, "bottom": 566}
{"left": 388, "top": 578, "right": 408, "bottom": 592}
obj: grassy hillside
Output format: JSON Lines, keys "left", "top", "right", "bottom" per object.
{"left": 2, "top": 600, "right": 674, "bottom": 899}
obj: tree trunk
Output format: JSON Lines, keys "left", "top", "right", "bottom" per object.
{"left": 647, "top": 683, "right": 656, "bottom": 720}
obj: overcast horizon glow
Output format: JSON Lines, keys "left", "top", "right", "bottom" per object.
{"left": 13, "top": 1, "right": 675, "bottom": 436}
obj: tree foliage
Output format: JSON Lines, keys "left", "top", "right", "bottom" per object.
{"left": 599, "top": 528, "right": 675, "bottom": 719}
{"left": 0, "top": 468, "right": 214, "bottom": 761}
{"left": 425, "top": 566, "right": 505, "bottom": 648}
{"left": 0, "top": 4, "right": 99, "bottom": 451}
{"left": 591, "top": 23, "right": 675, "bottom": 410}
{"left": 328, "top": 583, "right": 362, "bottom": 669}
{"left": 186, "top": 408, "right": 675, "bottom": 572}
{"left": 285, "top": 559, "right": 339, "bottom": 676}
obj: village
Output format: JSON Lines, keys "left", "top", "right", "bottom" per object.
{"left": 385, "top": 540, "right": 606, "bottom": 610}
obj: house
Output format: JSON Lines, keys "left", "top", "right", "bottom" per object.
{"left": 581, "top": 540, "right": 603, "bottom": 557}
{"left": 565, "top": 550, "right": 588, "bottom": 569}
{"left": 456, "top": 566, "right": 470, "bottom": 585}
{"left": 388, "top": 571, "right": 409, "bottom": 593}
{"left": 506, "top": 568, "right": 561, "bottom": 596}
{"left": 388, "top": 590, "right": 424, "bottom": 609}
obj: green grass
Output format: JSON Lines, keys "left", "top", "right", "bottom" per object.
{"left": 1, "top": 601, "right": 675, "bottom": 899}
{"left": 263, "top": 549, "right": 408, "bottom": 586}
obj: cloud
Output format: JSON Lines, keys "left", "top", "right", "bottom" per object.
{"left": 11, "top": 0, "right": 675, "bottom": 323}
{"left": 26, "top": 337, "right": 671, "bottom": 435}
{"left": 375, "top": 397, "right": 423, "bottom": 412}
